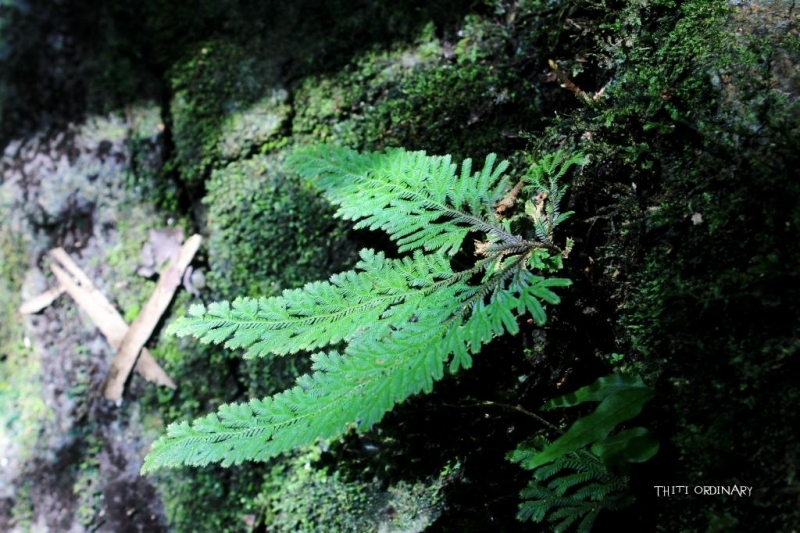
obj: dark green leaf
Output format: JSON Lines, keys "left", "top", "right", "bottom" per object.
{"left": 526, "top": 386, "right": 655, "bottom": 469}
{"left": 591, "top": 427, "right": 660, "bottom": 467}
{"left": 543, "top": 372, "right": 651, "bottom": 410}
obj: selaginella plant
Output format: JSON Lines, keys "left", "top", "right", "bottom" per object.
{"left": 142, "top": 144, "right": 587, "bottom": 473}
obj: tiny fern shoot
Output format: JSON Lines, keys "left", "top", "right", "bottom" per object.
{"left": 142, "top": 145, "right": 586, "bottom": 473}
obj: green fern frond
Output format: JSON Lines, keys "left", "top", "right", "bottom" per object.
{"left": 553, "top": 470, "right": 602, "bottom": 496}
{"left": 531, "top": 459, "right": 566, "bottom": 481}
{"left": 517, "top": 499, "right": 550, "bottom": 523}
{"left": 522, "top": 149, "right": 587, "bottom": 247}
{"left": 146, "top": 318, "right": 453, "bottom": 470}
{"left": 507, "top": 371, "right": 658, "bottom": 530}
{"left": 524, "top": 149, "right": 588, "bottom": 195}
{"left": 144, "top": 145, "right": 584, "bottom": 473}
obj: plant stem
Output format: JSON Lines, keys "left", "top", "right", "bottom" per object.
{"left": 443, "top": 400, "right": 564, "bottom": 434}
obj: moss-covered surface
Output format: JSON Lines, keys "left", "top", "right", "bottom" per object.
{"left": 1, "top": 0, "right": 798, "bottom": 531}
{"left": 167, "top": 42, "right": 286, "bottom": 185}
{"left": 553, "top": 1, "right": 800, "bottom": 530}
{"left": 0, "top": 230, "right": 52, "bottom": 530}
{"left": 257, "top": 447, "right": 455, "bottom": 532}
{"left": 203, "top": 152, "right": 357, "bottom": 299}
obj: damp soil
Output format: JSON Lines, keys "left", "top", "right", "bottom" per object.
{"left": 1, "top": 120, "right": 170, "bottom": 532}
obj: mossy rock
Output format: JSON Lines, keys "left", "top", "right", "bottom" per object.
{"left": 169, "top": 40, "right": 287, "bottom": 184}
{"left": 292, "top": 17, "right": 547, "bottom": 160}
{"left": 204, "top": 150, "right": 357, "bottom": 299}
{"left": 259, "top": 448, "right": 451, "bottom": 533}
{"left": 556, "top": 1, "right": 800, "bottom": 530}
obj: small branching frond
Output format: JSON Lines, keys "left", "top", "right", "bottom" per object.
{"left": 144, "top": 145, "right": 585, "bottom": 474}
{"left": 510, "top": 447, "right": 634, "bottom": 533}
{"left": 523, "top": 150, "right": 587, "bottom": 247}
{"left": 524, "top": 150, "right": 588, "bottom": 196}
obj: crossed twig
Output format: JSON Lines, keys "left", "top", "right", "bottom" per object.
{"left": 19, "top": 235, "right": 202, "bottom": 402}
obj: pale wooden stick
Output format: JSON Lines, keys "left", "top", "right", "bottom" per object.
{"left": 48, "top": 250, "right": 176, "bottom": 389}
{"left": 104, "top": 234, "right": 202, "bottom": 401}
{"left": 51, "top": 248, "right": 97, "bottom": 287}
{"left": 19, "top": 285, "right": 66, "bottom": 314}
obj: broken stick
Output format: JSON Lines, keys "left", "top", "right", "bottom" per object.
{"left": 19, "top": 285, "right": 66, "bottom": 315}
{"left": 49, "top": 261, "right": 176, "bottom": 389}
{"left": 104, "top": 234, "right": 202, "bottom": 401}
